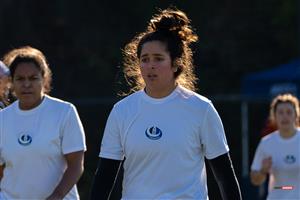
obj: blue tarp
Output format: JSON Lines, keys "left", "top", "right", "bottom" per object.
{"left": 241, "top": 58, "right": 300, "bottom": 99}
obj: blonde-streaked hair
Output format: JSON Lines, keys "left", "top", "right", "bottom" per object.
{"left": 269, "top": 93, "right": 300, "bottom": 128}
{"left": 121, "top": 7, "right": 198, "bottom": 95}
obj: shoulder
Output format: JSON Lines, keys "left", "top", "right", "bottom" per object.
{"left": 260, "top": 131, "right": 279, "bottom": 144}
{"left": 113, "top": 91, "right": 143, "bottom": 111}
{"left": 177, "top": 86, "right": 211, "bottom": 103}
{"left": 44, "top": 95, "right": 76, "bottom": 112}
{"left": 176, "top": 85, "right": 212, "bottom": 109}
{"left": 0, "top": 100, "right": 17, "bottom": 114}
{"left": 45, "top": 95, "right": 74, "bottom": 106}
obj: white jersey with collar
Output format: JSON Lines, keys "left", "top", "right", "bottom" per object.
{"left": 251, "top": 130, "right": 300, "bottom": 199}
{"left": 0, "top": 95, "right": 86, "bottom": 200}
{"left": 100, "top": 85, "right": 229, "bottom": 199}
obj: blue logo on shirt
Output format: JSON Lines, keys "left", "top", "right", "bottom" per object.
{"left": 18, "top": 134, "right": 32, "bottom": 146}
{"left": 145, "top": 126, "right": 162, "bottom": 140}
{"left": 284, "top": 155, "right": 296, "bottom": 164}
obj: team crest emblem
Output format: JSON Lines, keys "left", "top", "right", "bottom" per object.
{"left": 145, "top": 126, "right": 162, "bottom": 140}
{"left": 18, "top": 134, "right": 32, "bottom": 146}
{"left": 284, "top": 155, "right": 296, "bottom": 164}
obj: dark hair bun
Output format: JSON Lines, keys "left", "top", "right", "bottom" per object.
{"left": 148, "top": 8, "right": 198, "bottom": 44}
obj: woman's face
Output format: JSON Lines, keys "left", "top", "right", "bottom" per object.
{"left": 274, "top": 102, "right": 297, "bottom": 130}
{"left": 139, "top": 40, "right": 177, "bottom": 97}
{"left": 12, "top": 62, "right": 45, "bottom": 110}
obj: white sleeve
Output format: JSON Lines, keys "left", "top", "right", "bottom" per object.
{"left": 99, "top": 107, "right": 124, "bottom": 160}
{"left": 201, "top": 102, "right": 229, "bottom": 159}
{"left": 61, "top": 104, "right": 86, "bottom": 154}
{"left": 251, "top": 141, "right": 265, "bottom": 171}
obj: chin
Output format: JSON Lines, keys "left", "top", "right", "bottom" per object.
{"left": 279, "top": 125, "right": 292, "bottom": 130}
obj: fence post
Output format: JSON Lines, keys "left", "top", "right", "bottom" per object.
{"left": 241, "top": 101, "right": 249, "bottom": 178}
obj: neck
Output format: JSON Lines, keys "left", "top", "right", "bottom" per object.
{"left": 145, "top": 83, "right": 177, "bottom": 98}
{"left": 279, "top": 127, "right": 297, "bottom": 139}
{"left": 19, "top": 95, "right": 45, "bottom": 110}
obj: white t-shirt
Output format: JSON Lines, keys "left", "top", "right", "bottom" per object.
{"left": 0, "top": 95, "right": 86, "bottom": 200}
{"left": 251, "top": 131, "right": 300, "bottom": 200}
{"left": 100, "top": 85, "right": 229, "bottom": 199}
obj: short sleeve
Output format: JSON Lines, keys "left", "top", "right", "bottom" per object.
{"left": 201, "top": 102, "right": 229, "bottom": 159}
{"left": 251, "top": 141, "right": 265, "bottom": 171}
{"left": 61, "top": 104, "right": 86, "bottom": 154}
{"left": 99, "top": 107, "right": 124, "bottom": 160}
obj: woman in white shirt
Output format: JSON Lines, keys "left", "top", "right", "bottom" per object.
{"left": 251, "top": 93, "right": 300, "bottom": 199}
{"left": 90, "top": 7, "right": 242, "bottom": 200}
{"left": 0, "top": 46, "right": 86, "bottom": 200}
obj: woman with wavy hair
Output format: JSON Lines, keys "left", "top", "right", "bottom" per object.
{"left": 251, "top": 93, "right": 300, "bottom": 199}
{"left": 0, "top": 46, "right": 86, "bottom": 200}
{"left": 91, "top": 8, "right": 241, "bottom": 200}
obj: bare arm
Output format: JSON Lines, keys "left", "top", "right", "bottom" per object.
{"left": 207, "top": 153, "right": 242, "bottom": 200}
{"left": 46, "top": 150, "right": 85, "bottom": 200}
{"left": 250, "top": 171, "right": 267, "bottom": 186}
{"left": 0, "top": 164, "right": 4, "bottom": 180}
{"left": 250, "top": 156, "right": 272, "bottom": 186}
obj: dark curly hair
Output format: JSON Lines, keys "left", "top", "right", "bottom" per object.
{"left": 122, "top": 7, "right": 198, "bottom": 95}
{"left": 3, "top": 46, "right": 52, "bottom": 94}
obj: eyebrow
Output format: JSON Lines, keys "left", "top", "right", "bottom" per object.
{"left": 141, "top": 53, "right": 164, "bottom": 58}
{"left": 14, "top": 74, "right": 40, "bottom": 78}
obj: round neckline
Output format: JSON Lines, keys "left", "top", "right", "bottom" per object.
{"left": 15, "top": 95, "right": 48, "bottom": 115}
{"left": 275, "top": 130, "right": 300, "bottom": 143}
{"left": 141, "top": 85, "right": 180, "bottom": 104}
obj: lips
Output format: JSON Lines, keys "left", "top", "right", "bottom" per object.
{"left": 281, "top": 121, "right": 289, "bottom": 124}
{"left": 21, "top": 92, "right": 33, "bottom": 95}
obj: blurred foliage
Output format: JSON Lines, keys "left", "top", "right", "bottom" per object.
{"left": 0, "top": 0, "right": 298, "bottom": 199}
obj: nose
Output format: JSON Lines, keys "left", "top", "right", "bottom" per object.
{"left": 23, "top": 79, "right": 31, "bottom": 88}
{"left": 150, "top": 61, "right": 156, "bottom": 69}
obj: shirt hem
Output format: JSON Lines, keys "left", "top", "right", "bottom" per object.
{"left": 206, "top": 147, "right": 229, "bottom": 159}
{"left": 63, "top": 146, "right": 87, "bottom": 155}
{"left": 99, "top": 152, "right": 123, "bottom": 160}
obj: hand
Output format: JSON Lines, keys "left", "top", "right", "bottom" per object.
{"left": 260, "top": 156, "right": 272, "bottom": 175}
